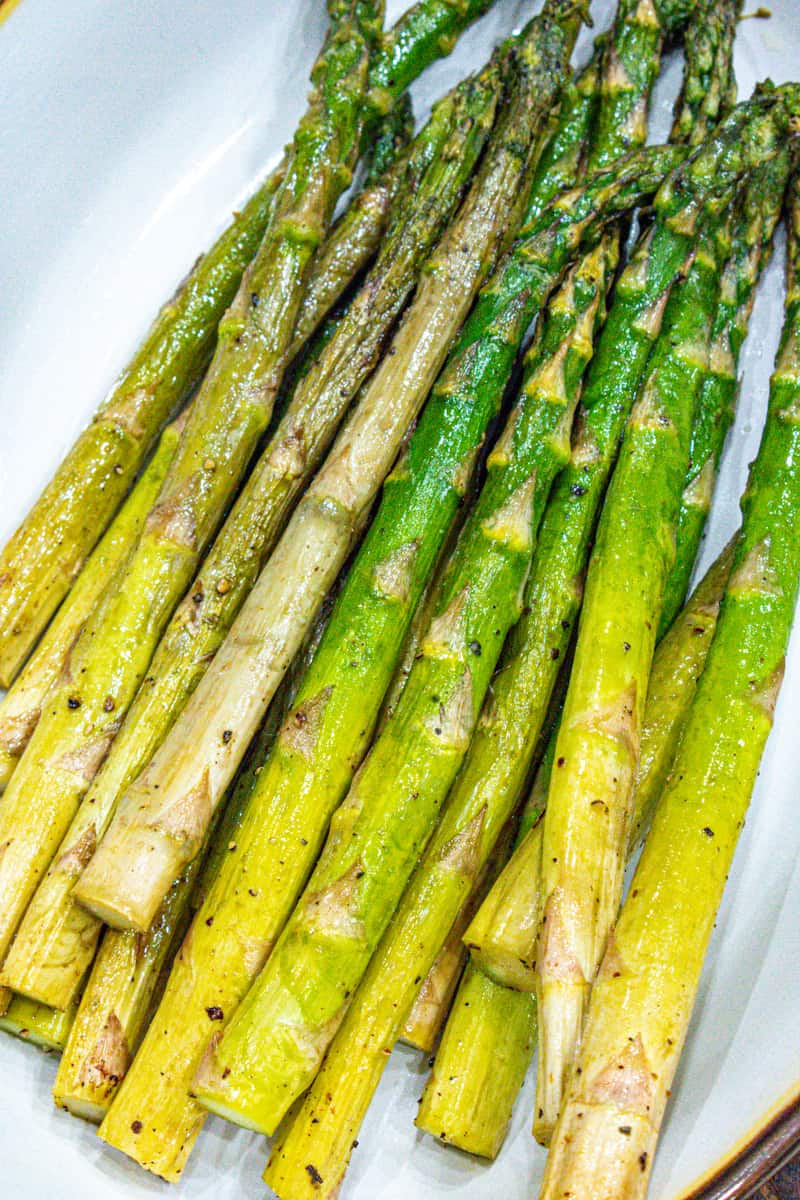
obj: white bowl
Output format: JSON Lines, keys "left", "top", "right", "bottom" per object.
{"left": 1, "top": 0, "right": 798, "bottom": 1196}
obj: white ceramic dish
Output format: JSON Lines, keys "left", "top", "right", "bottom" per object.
{"left": 1, "top": 0, "right": 799, "bottom": 1196}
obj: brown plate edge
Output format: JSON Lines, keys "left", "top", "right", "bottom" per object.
{"left": 675, "top": 1088, "right": 800, "bottom": 1200}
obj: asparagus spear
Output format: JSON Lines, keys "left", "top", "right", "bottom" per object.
{"left": 416, "top": 538, "right": 734, "bottom": 1154}
{"left": 195, "top": 160, "right": 684, "bottom": 1147}
{"left": 534, "top": 94, "right": 790, "bottom": 1145}
{"left": 0, "top": 991, "right": 78, "bottom": 1054}
{"left": 540, "top": 158, "right": 800, "bottom": 1200}
{"left": 0, "top": 0, "right": 381, "bottom": 968}
{"left": 3, "top": 61, "right": 494, "bottom": 1013}
{"left": 75, "top": 2, "right": 588, "bottom": 938}
{"left": 0, "top": 410, "right": 187, "bottom": 794}
{"left": 400, "top": 812, "right": 519, "bottom": 1053}
{"left": 53, "top": 569, "right": 338, "bottom": 1124}
{"left": 257, "top": 236, "right": 614, "bottom": 1183}
{"left": 659, "top": 146, "right": 789, "bottom": 632}
{"left": 194, "top": 128, "right": 691, "bottom": 1132}
{"left": 670, "top": 0, "right": 740, "bottom": 147}
{"left": 97, "top": 40, "right": 678, "bottom": 1189}
{"left": 414, "top": 964, "right": 536, "bottom": 1159}
{"left": 461, "top": 52, "right": 779, "bottom": 1004}
{"left": 0, "top": 0, "right": 495, "bottom": 685}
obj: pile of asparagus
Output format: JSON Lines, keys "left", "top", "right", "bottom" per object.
{"left": 1, "top": 0, "right": 798, "bottom": 1195}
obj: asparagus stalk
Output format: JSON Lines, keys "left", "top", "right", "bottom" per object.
{"left": 3, "top": 61, "right": 494, "bottom": 1013}
{"left": 463, "top": 532, "right": 733, "bottom": 973}
{"left": 659, "top": 146, "right": 790, "bottom": 632}
{"left": 193, "top": 161, "right": 685, "bottom": 1147}
{"left": 670, "top": 0, "right": 740, "bottom": 147}
{"left": 400, "top": 814, "right": 519, "bottom": 1053}
{"left": 0, "top": 409, "right": 187, "bottom": 794}
{"left": 288, "top": 94, "right": 415, "bottom": 351}
{"left": 257, "top": 236, "right": 614, "bottom": 1184}
{"left": 194, "top": 140, "right": 675, "bottom": 1132}
{"left": 75, "top": 2, "right": 587, "bottom": 939}
{"left": 534, "top": 94, "right": 790, "bottom": 1145}
{"left": 52, "top": 876, "right": 193, "bottom": 1122}
{"left": 414, "top": 963, "right": 536, "bottom": 1159}
{"left": 540, "top": 159, "right": 800, "bottom": 1200}
{"left": 0, "top": 0, "right": 381, "bottom": 968}
{"left": 0, "top": 0, "right": 494, "bottom": 685}
{"left": 0, "top": 991, "right": 78, "bottom": 1054}
{"left": 53, "top": 573, "right": 338, "bottom": 1124}
{"left": 97, "top": 32, "right": 679, "bottom": 1185}
{"left": 461, "top": 48, "right": 781, "bottom": 1005}
{"left": 416, "top": 537, "right": 734, "bottom": 1155}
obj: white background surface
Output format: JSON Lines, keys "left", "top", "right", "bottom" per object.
{"left": 1, "top": 0, "right": 799, "bottom": 1197}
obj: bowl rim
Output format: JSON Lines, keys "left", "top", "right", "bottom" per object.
{"left": 684, "top": 1089, "right": 800, "bottom": 1200}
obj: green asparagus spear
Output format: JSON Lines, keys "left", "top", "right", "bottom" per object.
{"left": 414, "top": 964, "right": 536, "bottom": 1159}
{"left": 0, "top": 0, "right": 381, "bottom": 968}
{"left": 75, "top": 4, "right": 593, "bottom": 938}
{"left": 0, "top": 409, "right": 187, "bottom": 794}
{"left": 540, "top": 156, "right": 800, "bottom": 1200}
{"left": 3, "top": 58, "right": 494, "bottom": 1013}
{"left": 670, "top": 0, "right": 740, "bottom": 147}
{"left": 534, "top": 99, "right": 790, "bottom": 1143}
{"left": 365, "top": 0, "right": 498, "bottom": 117}
{"left": 258, "top": 237, "right": 614, "bottom": 1189}
{"left": 0, "top": 991, "right": 78, "bottom": 1054}
{"left": 659, "top": 146, "right": 790, "bottom": 631}
{"left": 0, "top": 0, "right": 496, "bottom": 684}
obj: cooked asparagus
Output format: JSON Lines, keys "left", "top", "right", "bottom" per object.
{"left": 540, "top": 152, "right": 800, "bottom": 1200}
{"left": 53, "top": 566, "right": 338, "bottom": 1122}
{"left": 671, "top": 0, "right": 740, "bottom": 147}
{"left": 93, "top": 38, "right": 685, "bottom": 1188}
{"left": 258, "top": 236, "right": 614, "bottom": 1189}
{"left": 659, "top": 146, "right": 790, "bottom": 631}
{"left": 534, "top": 93, "right": 790, "bottom": 1144}
{"left": 0, "top": 409, "right": 187, "bottom": 793}
{"left": 0, "top": 0, "right": 493, "bottom": 684}
{"left": 0, "top": 991, "right": 78, "bottom": 1054}
{"left": 74, "top": 3, "right": 587, "bottom": 939}
{"left": 399, "top": 815, "right": 519, "bottom": 1053}
{"left": 414, "top": 963, "right": 536, "bottom": 1159}
{"left": 91, "top": 10, "right": 584, "bottom": 1175}
{"left": 3, "top": 57, "right": 494, "bottom": 1012}
{"left": 0, "top": 0, "right": 380, "bottom": 966}
{"left": 195, "top": 151, "right": 690, "bottom": 1136}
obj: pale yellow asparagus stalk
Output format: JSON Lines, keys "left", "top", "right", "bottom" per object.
{"left": 0, "top": 411, "right": 187, "bottom": 794}
{"left": 0, "top": 991, "right": 78, "bottom": 1053}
